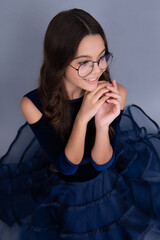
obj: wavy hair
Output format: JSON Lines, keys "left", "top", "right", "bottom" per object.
{"left": 38, "top": 8, "right": 113, "bottom": 142}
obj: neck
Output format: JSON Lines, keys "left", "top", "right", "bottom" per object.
{"left": 69, "top": 90, "right": 84, "bottom": 100}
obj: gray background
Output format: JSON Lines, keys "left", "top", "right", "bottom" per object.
{"left": 0, "top": 0, "right": 160, "bottom": 157}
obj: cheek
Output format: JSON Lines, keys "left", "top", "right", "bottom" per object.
{"left": 65, "top": 66, "right": 74, "bottom": 77}
{"left": 65, "top": 67, "right": 81, "bottom": 82}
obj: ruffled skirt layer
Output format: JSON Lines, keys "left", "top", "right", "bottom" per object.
{"left": 0, "top": 105, "right": 160, "bottom": 240}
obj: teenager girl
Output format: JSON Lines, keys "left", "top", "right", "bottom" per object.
{"left": 0, "top": 8, "right": 160, "bottom": 240}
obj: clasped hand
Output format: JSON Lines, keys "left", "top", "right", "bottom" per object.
{"left": 78, "top": 79, "right": 121, "bottom": 129}
{"left": 95, "top": 79, "right": 121, "bottom": 129}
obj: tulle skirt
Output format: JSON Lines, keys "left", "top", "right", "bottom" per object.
{"left": 0, "top": 105, "right": 160, "bottom": 240}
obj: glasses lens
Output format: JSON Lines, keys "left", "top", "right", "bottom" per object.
{"left": 78, "top": 61, "right": 93, "bottom": 77}
{"left": 106, "top": 54, "right": 112, "bottom": 67}
{"left": 99, "top": 54, "right": 112, "bottom": 70}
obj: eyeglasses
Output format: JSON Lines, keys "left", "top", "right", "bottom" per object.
{"left": 69, "top": 53, "right": 113, "bottom": 78}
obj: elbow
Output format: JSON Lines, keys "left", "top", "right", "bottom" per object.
{"left": 90, "top": 151, "right": 115, "bottom": 171}
{"left": 53, "top": 152, "right": 80, "bottom": 176}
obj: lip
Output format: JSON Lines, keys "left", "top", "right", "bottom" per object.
{"left": 83, "top": 77, "right": 98, "bottom": 84}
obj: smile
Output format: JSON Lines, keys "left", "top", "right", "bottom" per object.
{"left": 83, "top": 77, "right": 98, "bottom": 84}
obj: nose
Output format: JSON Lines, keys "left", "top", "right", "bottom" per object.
{"left": 91, "top": 62, "right": 101, "bottom": 75}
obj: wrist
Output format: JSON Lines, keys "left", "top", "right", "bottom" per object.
{"left": 76, "top": 112, "right": 88, "bottom": 126}
{"left": 95, "top": 123, "right": 109, "bottom": 132}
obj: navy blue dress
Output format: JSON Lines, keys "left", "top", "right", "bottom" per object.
{"left": 0, "top": 89, "right": 160, "bottom": 240}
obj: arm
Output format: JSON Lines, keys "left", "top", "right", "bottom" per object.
{"left": 21, "top": 83, "right": 110, "bottom": 175}
{"left": 91, "top": 80, "right": 127, "bottom": 170}
{"left": 64, "top": 114, "right": 87, "bottom": 165}
{"left": 59, "top": 81, "right": 114, "bottom": 168}
{"left": 21, "top": 93, "right": 107, "bottom": 175}
{"left": 21, "top": 97, "right": 85, "bottom": 175}
{"left": 91, "top": 126, "right": 114, "bottom": 170}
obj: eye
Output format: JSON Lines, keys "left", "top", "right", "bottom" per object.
{"left": 99, "top": 55, "right": 106, "bottom": 61}
{"left": 79, "top": 61, "right": 89, "bottom": 66}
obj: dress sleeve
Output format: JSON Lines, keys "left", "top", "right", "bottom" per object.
{"left": 90, "top": 110, "right": 123, "bottom": 171}
{"left": 27, "top": 116, "right": 79, "bottom": 175}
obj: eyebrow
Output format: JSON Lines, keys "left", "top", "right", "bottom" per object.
{"left": 74, "top": 48, "right": 106, "bottom": 60}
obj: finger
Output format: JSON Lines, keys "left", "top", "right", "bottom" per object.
{"left": 106, "top": 85, "right": 119, "bottom": 94}
{"left": 107, "top": 98, "right": 120, "bottom": 108}
{"left": 105, "top": 92, "right": 121, "bottom": 101}
{"left": 91, "top": 82, "right": 111, "bottom": 95}
{"left": 94, "top": 88, "right": 110, "bottom": 101}
{"left": 98, "top": 81, "right": 111, "bottom": 88}
{"left": 98, "top": 80, "right": 111, "bottom": 85}
{"left": 97, "top": 95, "right": 108, "bottom": 108}
{"left": 112, "top": 79, "right": 117, "bottom": 89}
{"left": 98, "top": 80, "right": 112, "bottom": 88}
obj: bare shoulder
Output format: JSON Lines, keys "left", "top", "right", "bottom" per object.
{"left": 20, "top": 97, "right": 42, "bottom": 124}
{"left": 117, "top": 83, "right": 127, "bottom": 109}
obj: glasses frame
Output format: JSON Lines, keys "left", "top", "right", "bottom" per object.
{"left": 69, "top": 53, "right": 113, "bottom": 78}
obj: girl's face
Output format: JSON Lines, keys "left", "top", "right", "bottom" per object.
{"left": 63, "top": 34, "right": 106, "bottom": 100}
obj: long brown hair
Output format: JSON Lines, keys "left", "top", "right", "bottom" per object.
{"left": 38, "top": 8, "right": 113, "bottom": 142}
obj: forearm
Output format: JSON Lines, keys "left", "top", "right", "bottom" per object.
{"left": 91, "top": 127, "right": 113, "bottom": 165}
{"left": 64, "top": 114, "right": 87, "bottom": 165}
